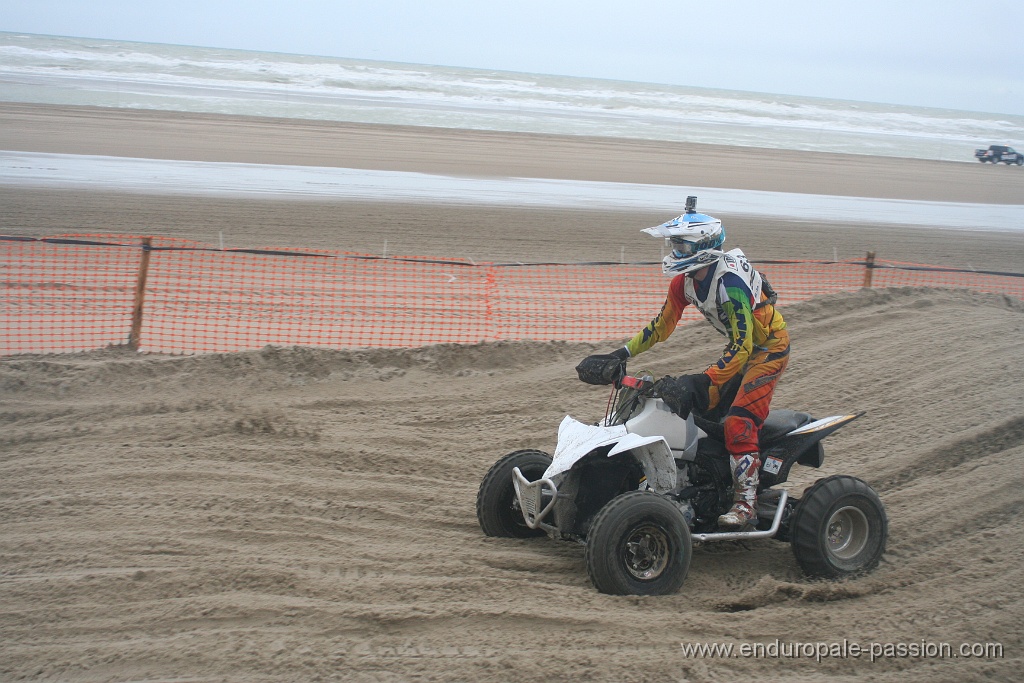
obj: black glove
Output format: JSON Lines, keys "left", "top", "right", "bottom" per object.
{"left": 655, "top": 373, "right": 712, "bottom": 418}
{"left": 576, "top": 347, "right": 630, "bottom": 386}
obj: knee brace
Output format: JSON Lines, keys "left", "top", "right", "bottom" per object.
{"left": 724, "top": 413, "right": 759, "bottom": 455}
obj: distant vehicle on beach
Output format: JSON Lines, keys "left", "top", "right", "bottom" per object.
{"left": 974, "top": 145, "right": 1023, "bottom": 164}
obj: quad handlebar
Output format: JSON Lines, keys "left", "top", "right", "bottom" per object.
{"left": 618, "top": 374, "right": 655, "bottom": 393}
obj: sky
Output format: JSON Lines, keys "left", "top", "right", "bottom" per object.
{"left": 2, "top": 0, "right": 1023, "bottom": 115}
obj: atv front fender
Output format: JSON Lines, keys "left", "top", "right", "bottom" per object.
{"left": 608, "top": 433, "right": 678, "bottom": 492}
{"left": 546, "top": 416, "right": 678, "bottom": 492}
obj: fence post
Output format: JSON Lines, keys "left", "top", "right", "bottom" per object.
{"left": 863, "top": 251, "right": 876, "bottom": 288}
{"left": 128, "top": 237, "right": 153, "bottom": 351}
{"left": 484, "top": 267, "right": 497, "bottom": 340}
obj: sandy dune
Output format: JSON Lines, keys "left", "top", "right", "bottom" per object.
{"left": 2, "top": 288, "right": 1022, "bottom": 681}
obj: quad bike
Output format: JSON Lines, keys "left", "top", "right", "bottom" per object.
{"left": 477, "top": 373, "right": 888, "bottom": 595}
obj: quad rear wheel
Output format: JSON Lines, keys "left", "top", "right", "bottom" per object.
{"left": 790, "top": 475, "right": 887, "bottom": 578}
{"left": 477, "top": 449, "right": 552, "bottom": 538}
{"left": 585, "top": 492, "right": 692, "bottom": 595}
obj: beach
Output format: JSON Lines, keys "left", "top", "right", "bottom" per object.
{"left": 2, "top": 102, "right": 1024, "bottom": 682}
{"left": 3, "top": 103, "right": 1023, "bottom": 271}
{"left": 3, "top": 103, "right": 1024, "bottom": 203}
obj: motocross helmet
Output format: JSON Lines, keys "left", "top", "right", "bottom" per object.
{"left": 642, "top": 196, "right": 725, "bottom": 276}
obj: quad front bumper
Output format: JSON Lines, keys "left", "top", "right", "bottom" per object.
{"left": 512, "top": 467, "right": 558, "bottom": 530}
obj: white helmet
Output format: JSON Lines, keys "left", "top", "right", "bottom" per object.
{"left": 641, "top": 196, "right": 726, "bottom": 275}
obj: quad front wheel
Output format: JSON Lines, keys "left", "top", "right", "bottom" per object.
{"left": 585, "top": 492, "right": 692, "bottom": 595}
{"left": 790, "top": 475, "right": 888, "bottom": 578}
{"left": 477, "top": 449, "right": 552, "bottom": 538}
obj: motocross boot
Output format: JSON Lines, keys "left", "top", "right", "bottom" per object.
{"left": 718, "top": 452, "right": 760, "bottom": 529}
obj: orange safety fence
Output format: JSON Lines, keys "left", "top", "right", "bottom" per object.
{"left": 3, "top": 234, "right": 1023, "bottom": 356}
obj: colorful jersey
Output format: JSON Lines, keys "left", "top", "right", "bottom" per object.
{"left": 625, "top": 252, "right": 787, "bottom": 387}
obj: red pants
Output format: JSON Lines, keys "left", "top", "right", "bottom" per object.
{"left": 723, "top": 332, "right": 790, "bottom": 456}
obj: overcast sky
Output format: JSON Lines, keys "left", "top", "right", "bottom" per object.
{"left": 3, "top": 0, "right": 1022, "bottom": 115}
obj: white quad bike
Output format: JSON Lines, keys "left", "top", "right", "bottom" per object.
{"left": 477, "top": 373, "right": 888, "bottom": 595}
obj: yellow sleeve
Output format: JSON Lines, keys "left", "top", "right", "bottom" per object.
{"left": 625, "top": 274, "right": 688, "bottom": 357}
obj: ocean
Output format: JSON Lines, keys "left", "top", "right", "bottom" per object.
{"left": 2, "top": 31, "right": 1022, "bottom": 162}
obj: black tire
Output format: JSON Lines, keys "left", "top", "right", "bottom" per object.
{"left": 1017, "top": 158, "right": 1023, "bottom": 166}
{"left": 477, "top": 449, "right": 552, "bottom": 538}
{"left": 790, "top": 475, "right": 888, "bottom": 579}
{"left": 585, "top": 492, "right": 692, "bottom": 595}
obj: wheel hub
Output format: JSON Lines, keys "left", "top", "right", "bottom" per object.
{"left": 624, "top": 524, "right": 670, "bottom": 580}
{"left": 826, "top": 506, "right": 870, "bottom": 560}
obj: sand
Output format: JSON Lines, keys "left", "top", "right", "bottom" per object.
{"left": 3, "top": 103, "right": 1023, "bottom": 272}
{"left": 2, "top": 104, "right": 1024, "bottom": 682}
{"left": 2, "top": 103, "right": 1023, "bottom": 205}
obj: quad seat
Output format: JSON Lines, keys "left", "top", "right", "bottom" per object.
{"left": 759, "top": 409, "right": 814, "bottom": 445}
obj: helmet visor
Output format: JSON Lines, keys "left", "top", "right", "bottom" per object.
{"left": 668, "top": 236, "right": 699, "bottom": 257}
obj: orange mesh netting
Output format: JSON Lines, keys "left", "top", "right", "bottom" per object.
{"left": 2, "top": 234, "right": 1022, "bottom": 356}
{"left": 2, "top": 236, "right": 140, "bottom": 354}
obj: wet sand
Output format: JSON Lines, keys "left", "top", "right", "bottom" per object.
{"left": 2, "top": 102, "right": 1023, "bottom": 204}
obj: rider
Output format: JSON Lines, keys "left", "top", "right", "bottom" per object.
{"left": 575, "top": 197, "right": 789, "bottom": 529}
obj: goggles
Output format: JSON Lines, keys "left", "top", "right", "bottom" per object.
{"left": 667, "top": 237, "right": 699, "bottom": 257}
{"left": 667, "top": 230, "right": 724, "bottom": 258}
